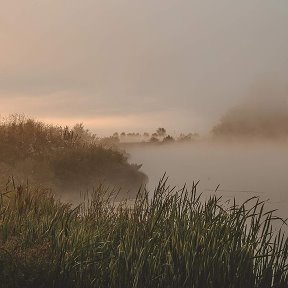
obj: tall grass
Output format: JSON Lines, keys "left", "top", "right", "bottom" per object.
{"left": 0, "top": 176, "right": 287, "bottom": 288}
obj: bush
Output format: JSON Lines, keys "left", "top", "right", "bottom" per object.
{"left": 0, "top": 114, "right": 147, "bottom": 196}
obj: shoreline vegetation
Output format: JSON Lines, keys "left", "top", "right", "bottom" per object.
{"left": 0, "top": 114, "right": 147, "bottom": 199}
{"left": 0, "top": 177, "right": 287, "bottom": 287}
{"left": 0, "top": 114, "right": 288, "bottom": 287}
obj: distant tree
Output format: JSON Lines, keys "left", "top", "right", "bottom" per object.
{"left": 150, "top": 136, "right": 159, "bottom": 143}
{"left": 156, "top": 128, "right": 166, "bottom": 137}
{"left": 178, "top": 133, "right": 191, "bottom": 142}
{"left": 178, "top": 132, "right": 200, "bottom": 142}
{"left": 112, "top": 132, "right": 120, "bottom": 142}
{"left": 163, "top": 135, "right": 174, "bottom": 142}
{"left": 120, "top": 132, "right": 126, "bottom": 137}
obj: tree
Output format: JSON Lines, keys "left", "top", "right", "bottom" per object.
{"left": 152, "top": 133, "right": 158, "bottom": 137}
{"left": 156, "top": 128, "right": 166, "bottom": 137}
{"left": 163, "top": 135, "right": 174, "bottom": 143}
{"left": 150, "top": 136, "right": 159, "bottom": 143}
{"left": 72, "top": 123, "right": 96, "bottom": 144}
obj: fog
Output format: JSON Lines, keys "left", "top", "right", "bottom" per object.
{"left": 126, "top": 93, "right": 288, "bottom": 217}
{"left": 1, "top": 0, "right": 288, "bottom": 134}
{"left": 212, "top": 83, "right": 288, "bottom": 139}
{"left": 1, "top": 0, "right": 288, "bottom": 214}
{"left": 127, "top": 141, "right": 288, "bottom": 217}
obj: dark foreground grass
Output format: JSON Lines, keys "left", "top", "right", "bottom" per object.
{"left": 0, "top": 177, "right": 287, "bottom": 288}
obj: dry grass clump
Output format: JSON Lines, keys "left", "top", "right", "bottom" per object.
{"left": 0, "top": 177, "right": 287, "bottom": 288}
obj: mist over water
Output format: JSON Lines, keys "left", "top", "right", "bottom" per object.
{"left": 126, "top": 88, "right": 288, "bottom": 218}
{"left": 127, "top": 141, "right": 288, "bottom": 217}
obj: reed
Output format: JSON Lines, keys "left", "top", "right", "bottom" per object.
{"left": 0, "top": 176, "right": 287, "bottom": 288}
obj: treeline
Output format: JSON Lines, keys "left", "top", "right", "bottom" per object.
{"left": 113, "top": 128, "right": 199, "bottom": 144}
{"left": 0, "top": 114, "right": 147, "bottom": 196}
{"left": 211, "top": 93, "right": 288, "bottom": 139}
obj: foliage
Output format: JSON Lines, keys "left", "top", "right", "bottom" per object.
{"left": 211, "top": 103, "right": 288, "bottom": 139}
{"left": 156, "top": 128, "right": 166, "bottom": 137}
{"left": 162, "top": 135, "right": 174, "bottom": 142}
{"left": 0, "top": 177, "right": 287, "bottom": 287}
{"left": 0, "top": 114, "right": 147, "bottom": 194}
{"left": 149, "top": 136, "right": 159, "bottom": 143}
{"left": 177, "top": 133, "right": 199, "bottom": 142}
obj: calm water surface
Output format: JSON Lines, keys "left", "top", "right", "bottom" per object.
{"left": 127, "top": 141, "right": 288, "bottom": 218}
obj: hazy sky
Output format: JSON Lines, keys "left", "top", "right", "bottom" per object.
{"left": 1, "top": 0, "right": 288, "bottom": 135}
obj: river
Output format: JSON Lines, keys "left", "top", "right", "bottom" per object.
{"left": 126, "top": 141, "right": 288, "bottom": 218}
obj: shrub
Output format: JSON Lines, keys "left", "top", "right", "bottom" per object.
{"left": 0, "top": 114, "right": 147, "bottom": 197}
